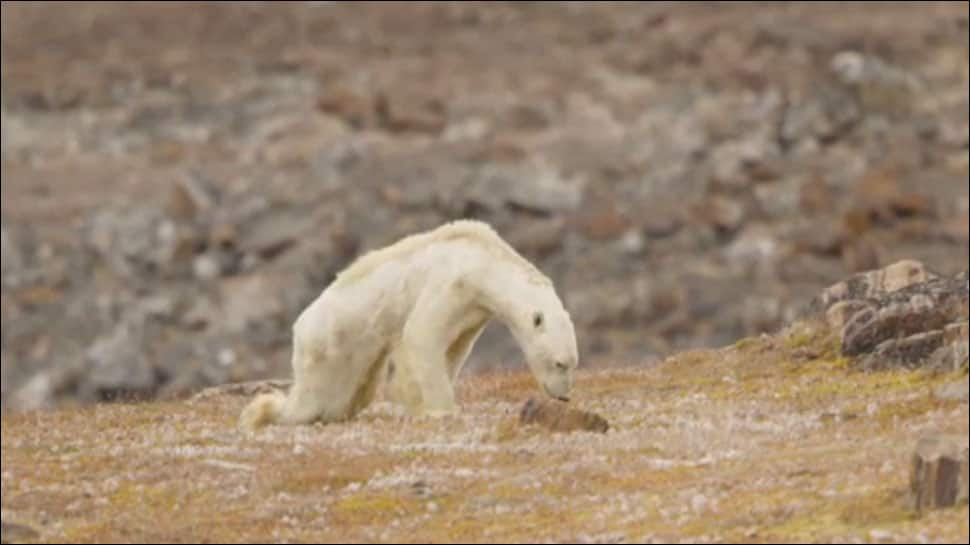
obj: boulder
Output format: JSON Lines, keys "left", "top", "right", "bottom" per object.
{"left": 909, "top": 435, "right": 969, "bottom": 513}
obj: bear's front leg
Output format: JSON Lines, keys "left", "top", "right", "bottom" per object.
{"left": 396, "top": 339, "right": 457, "bottom": 418}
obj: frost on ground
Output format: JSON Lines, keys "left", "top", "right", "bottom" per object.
{"left": 1, "top": 326, "right": 968, "bottom": 544}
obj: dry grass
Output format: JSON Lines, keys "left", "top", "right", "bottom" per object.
{"left": 2, "top": 323, "right": 968, "bottom": 544}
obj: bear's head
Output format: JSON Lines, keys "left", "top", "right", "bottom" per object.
{"left": 518, "top": 290, "right": 579, "bottom": 402}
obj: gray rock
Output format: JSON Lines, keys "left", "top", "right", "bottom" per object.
{"left": 934, "top": 379, "right": 969, "bottom": 403}
{"left": 238, "top": 210, "right": 316, "bottom": 262}
{"left": 87, "top": 207, "right": 198, "bottom": 279}
{"left": 193, "top": 253, "right": 227, "bottom": 281}
{"left": 909, "top": 435, "right": 969, "bottom": 513}
{"left": 470, "top": 163, "right": 584, "bottom": 215}
{"left": 10, "top": 371, "right": 60, "bottom": 412}
{"left": 830, "top": 51, "right": 921, "bottom": 116}
{"left": 84, "top": 316, "right": 159, "bottom": 402}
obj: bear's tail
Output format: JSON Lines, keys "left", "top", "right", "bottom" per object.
{"left": 239, "top": 392, "right": 286, "bottom": 432}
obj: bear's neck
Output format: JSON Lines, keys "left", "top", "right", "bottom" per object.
{"left": 472, "top": 262, "right": 548, "bottom": 346}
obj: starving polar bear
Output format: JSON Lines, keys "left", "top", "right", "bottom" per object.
{"left": 239, "top": 219, "right": 579, "bottom": 430}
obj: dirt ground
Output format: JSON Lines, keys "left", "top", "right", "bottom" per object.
{"left": 1, "top": 324, "right": 967, "bottom": 543}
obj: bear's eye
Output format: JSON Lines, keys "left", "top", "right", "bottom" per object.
{"left": 533, "top": 312, "right": 544, "bottom": 329}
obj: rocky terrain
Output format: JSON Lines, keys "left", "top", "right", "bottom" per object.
{"left": 2, "top": 3, "right": 969, "bottom": 410}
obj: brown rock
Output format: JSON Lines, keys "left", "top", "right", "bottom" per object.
{"left": 317, "top": 87, "right": 375, "bottom": 129}
{"left": 508, "top": 218, "right": 567, "bottom": 257}
{"left": 691, "top": 196, "right": 746, "bottom": 234}
{"left": 889, "top": 193, "right": 936, "bottom": 219}
{"left": 799, "top": 177, "right": 836, "bottom": 215}
{"left": 519, "top": 398, "right": 610, "bottom": 434}
{"left": 842, "top": 206, "right": 878, "bottom": 238}
{"left": 577, "top": 206, "right": 630, "bottom": 241}
{"left": 376, "top": 92, "right": 447, "bottom": 134}
{"left": 909, "top": 435, "right": 969, "bottom": 513}
{"left": 942, "top": 216, "right": 970, "bottom": 243}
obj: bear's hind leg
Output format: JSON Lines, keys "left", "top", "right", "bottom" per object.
{"left": 279, "top": 342, "right": 359, "bottom": 425}
{"left": 345, "top": 346, "right": 391, "bottom": 419}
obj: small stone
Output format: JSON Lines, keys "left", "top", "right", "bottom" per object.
{"left": 426, "top": 501, "right": 440, "bottom": 514}
{"left": 691, "top": 196, "right": 746, "bottom": 234}
{"left": 909, "top": 435, "right": 969, "bottom": 513}
{"left": 934, "top": 378, "right": 969, "bottom": 404}
{"left": 375, "top": 91, "right": 446, "bottom": 135}
{"left": 218, "top": 349, "right": 237, "bottom": 369}
{"left": 193, "top": 254, "right": 223, "bottom": 281}
{"left": 617, "top": 229, "right": 645, "bottom": 255}
{"left": 317, "top": 87, "right": 375, "bottom": 129}
{"left": 869, "top": 529, "right": 893, "bottom": 542}
{"left": 519, "top": 398, "right": 610, "bottom": 434}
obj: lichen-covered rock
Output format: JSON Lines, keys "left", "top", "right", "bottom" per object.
{"left": 860, "top": 331, "right": 945, "bottom": 371}
{"left": 842, "top": 295, "right": 954, "bottom": 357}
{"left": 909, "top": 436, "right": 969, "bottom": 513}
{"left": 519, "top": 398, "right": 610, "bottom": 434}
{"left": 812, "top": 262, "right": 969, "bottom": 370}
{"left": 812, "top": 260, "right": 936, "bottom": 313}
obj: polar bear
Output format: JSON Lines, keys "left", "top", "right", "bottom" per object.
{"left": 239, "top": 219, "right": 579, "bottom": 430}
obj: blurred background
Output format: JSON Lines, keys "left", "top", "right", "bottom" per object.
{"left": 1, "top": 2, "right": 967, "bottom": 412}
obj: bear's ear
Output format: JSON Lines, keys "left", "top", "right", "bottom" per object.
{"left": 533, "top": 312, "right": 545, "bottom": 329}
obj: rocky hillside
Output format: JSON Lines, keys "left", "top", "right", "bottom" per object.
{"left": 2, "top": 317, "right": 967, "bottom": 544}
{"left": 2, "top": 2, "right": 969, "bottom": 411}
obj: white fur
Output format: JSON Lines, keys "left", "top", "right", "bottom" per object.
{"left": 239, "top": 220, "right": 579, "bottom": 430}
